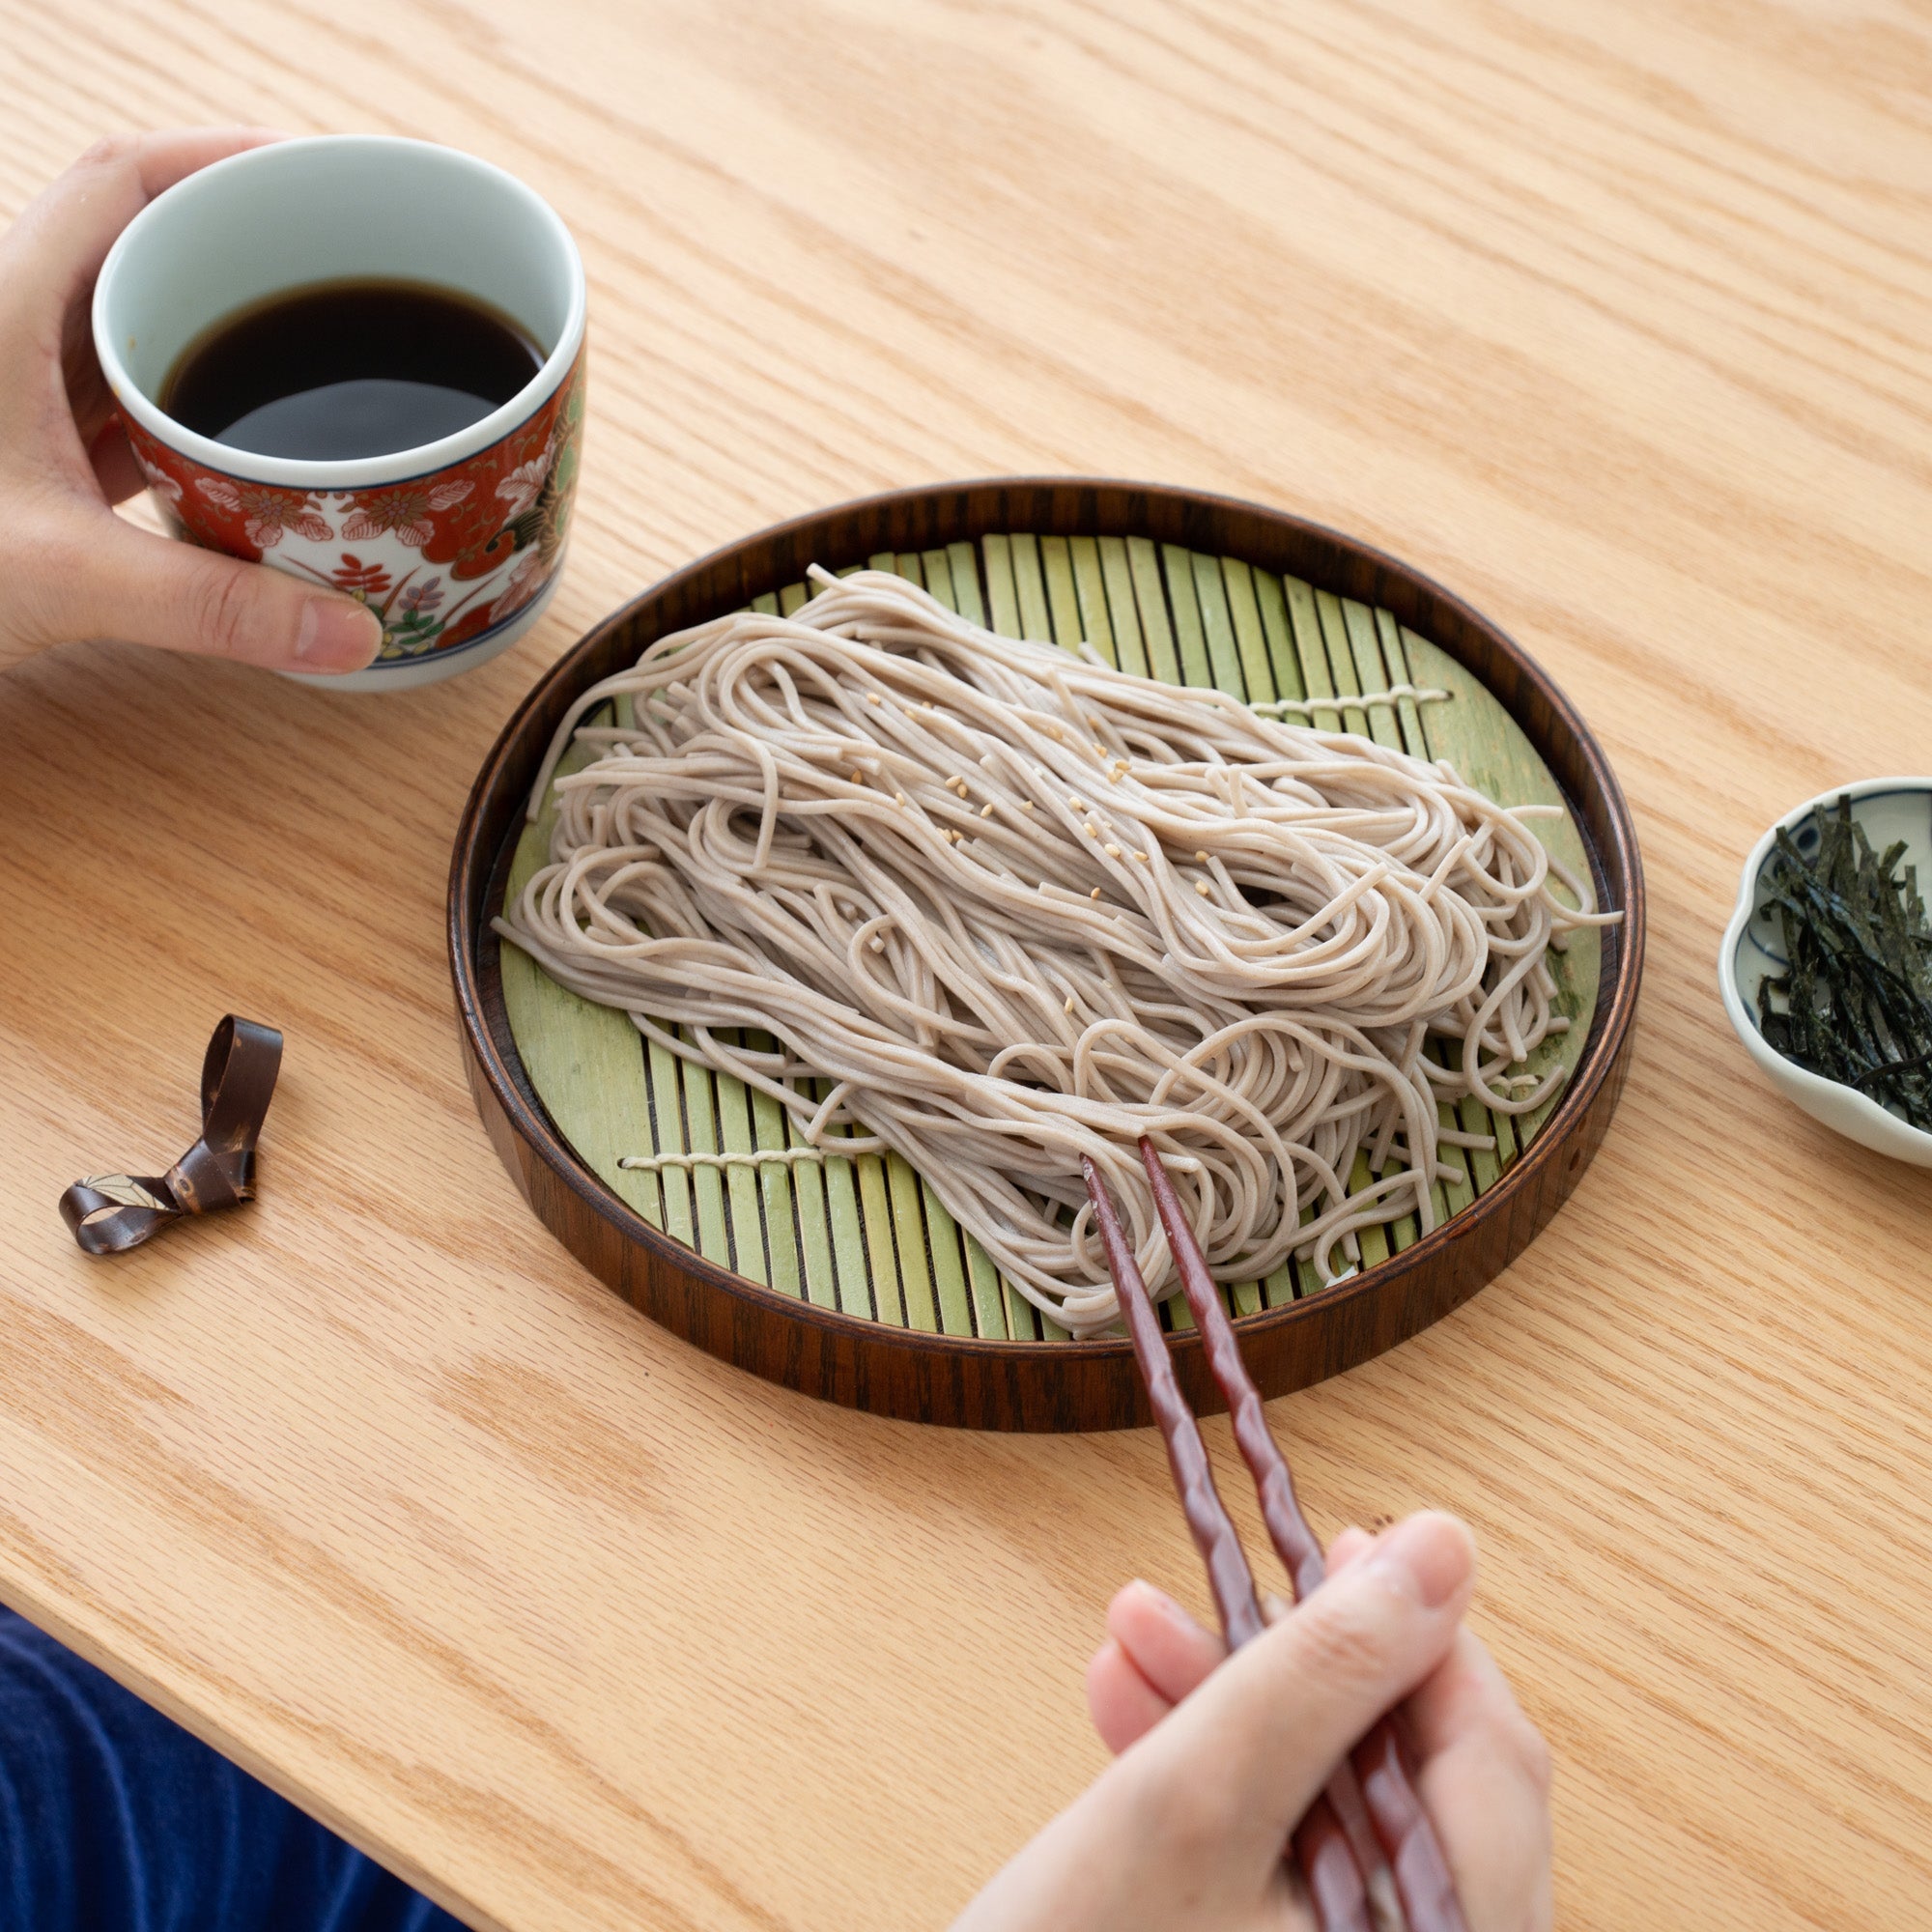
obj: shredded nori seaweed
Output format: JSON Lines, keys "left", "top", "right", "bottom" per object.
{"left": 1756, "top": 795, "right": 1932, "bottom": 1131}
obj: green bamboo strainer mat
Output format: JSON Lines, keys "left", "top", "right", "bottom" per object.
{"left": 497, "top": 533, "right": 1601, "bottom": 1343}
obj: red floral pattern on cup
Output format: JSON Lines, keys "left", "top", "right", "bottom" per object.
{"left": 337, "top": 478, "right": 474, "bottom": 547}
{"left": 123, "top": 351, "right": 585, "bottom": 664}
{"left": 193, "top": 478, "right": 334, "bottom": 551}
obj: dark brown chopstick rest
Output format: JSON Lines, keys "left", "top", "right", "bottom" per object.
{"left": 59, "top": 1016, "right": 283, "bottom": 1255}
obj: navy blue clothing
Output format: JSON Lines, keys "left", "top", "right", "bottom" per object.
{"left": 0, "top": 1606, "right": 467, "bottom": 1932}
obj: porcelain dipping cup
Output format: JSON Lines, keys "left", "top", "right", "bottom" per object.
{"left": 92, "top": 134, "right": 586, "bottom": 691}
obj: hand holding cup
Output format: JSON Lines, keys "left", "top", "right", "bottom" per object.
{"left": 0, "top": 129, "right": 382, "bottom": 676}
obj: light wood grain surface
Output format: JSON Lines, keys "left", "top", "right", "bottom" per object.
{"left": 3, "top": 3, "right": 1930, "bottom": 1926}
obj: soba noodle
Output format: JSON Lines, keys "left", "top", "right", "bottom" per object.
{"left": 496, "top": 567, "right": 1617, "bottom": 1334}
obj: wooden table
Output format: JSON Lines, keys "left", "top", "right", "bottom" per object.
{"left": 4, "top": 4, "right": 1930, "bottom": 1926}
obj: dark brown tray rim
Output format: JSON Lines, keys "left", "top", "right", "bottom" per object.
{"left": 448, "top": 476, "right": 1644, "bottom": 1425}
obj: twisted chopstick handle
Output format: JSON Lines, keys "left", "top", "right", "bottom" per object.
{"left": 1084, "top": 1158, "right": 1259, "bottom": 1641}
{"left": 1353, "top": 1720, "right": 1466, "bottom": 1930}
{"left": 1137, "top": 1139, "right": 1470, "bottom": 1932}
{"left": 1082, "top": 1159, "right": 1372, "bottom": 1932}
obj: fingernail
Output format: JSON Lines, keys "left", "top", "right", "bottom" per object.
{"left": 1364, "top": 1512, "right": 1473, "bottom": 1610}
{"left": 1127, "top": 1578, "right": 1203, "bottom": 1634}
{"left": 296, "top": 598, "right": 381, "bottom": 670}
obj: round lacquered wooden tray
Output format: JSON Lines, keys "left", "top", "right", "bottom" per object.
{"left": 449, "top": 478, "right": 1644, "bottom": 1430}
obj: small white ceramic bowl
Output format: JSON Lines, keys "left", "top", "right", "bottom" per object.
{"left": 1719, "top": 777, "right": 1932, "bottom": 1166}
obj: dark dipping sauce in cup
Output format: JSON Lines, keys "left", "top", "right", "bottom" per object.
{"left": 159, "top": 278, "right": 545, "bottom": 461}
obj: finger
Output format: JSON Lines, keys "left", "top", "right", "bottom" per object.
{"left": 1104, "top": 1579, "right": 1225, "bottom": 1706}
{"left": 1085, "top": 1638, "right": 1175, "bottom": 1755}
{"left": 88, "top": 418, "right": 146, "bottom": 504}
{"left": 1127, "top": 1512, "right": 1478, "bottom": 1861}
{"left": 1406, "top": 1628, "right": 1554, "bottom": 1929}
{"left": 0, "top": 129, "right": 282, "bottom": 352}
{"left": 1259, "top": 1528, "right": 1367, "bottom": 1625}
{"left": 1406, "top": 1620, "right": 1542, "bottom": 1770}
{"left": 1327, "top": 1526, "right": 1374, "bottom": 1574}
{"left": 59, "top": 516, "right": 380, "bottom": 672}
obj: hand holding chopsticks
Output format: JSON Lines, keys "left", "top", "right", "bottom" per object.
{"left": 953, "top": 1408, "right": 1553, "bottom": 1932}
{"left": 1081, "top": 1147, "right": 1471, "bottom": 1932}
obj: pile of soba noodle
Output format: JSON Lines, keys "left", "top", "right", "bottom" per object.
{"left": 497, "top": 567, "right": 1615, "bottom": 1334}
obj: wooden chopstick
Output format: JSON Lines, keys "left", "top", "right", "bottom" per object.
{"left": 1137, "top": 1138, "right": 1471, "bottom": 1932}
{"left": 1081, "top": 1156, "right": 1373, "bottom": 1932}
{"left": 1083, "top": 1156, "right": 1264, "bottom": 1643}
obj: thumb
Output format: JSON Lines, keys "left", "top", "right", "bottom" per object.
{"left": 64, "top": 517, "right": 381, "bottom": 672}
{"left": 0, "top": 129, "right": 284, "bottom": 346}
{"left": 1129, "top": 1512, "right": 1476, "bottom": 1862}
